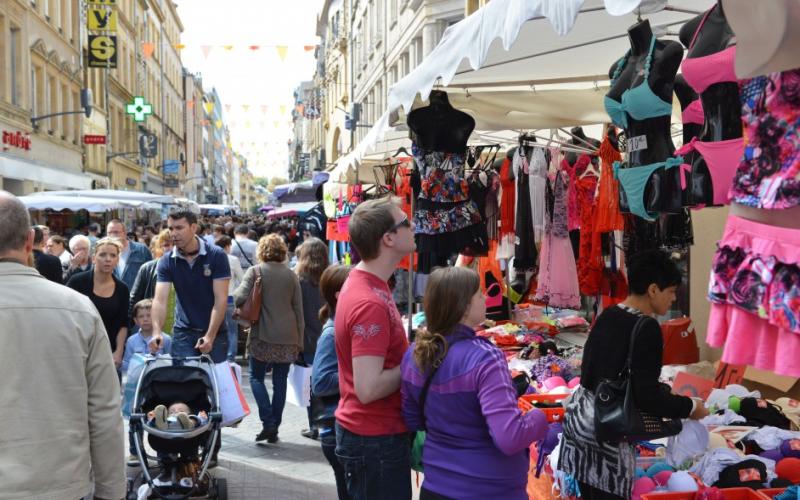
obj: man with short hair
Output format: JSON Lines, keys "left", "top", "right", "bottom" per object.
{"left": 230, "top": 224, "right": 257, "bottom": 269}
{"left": 0, "top": 191, "right": 125, "bottom": 500}
{"left": 150, "top": 210, "right": 230, "bottom": 467}
{"left": 334, "top": 196, "right": 416, "bottom": 500}
{"left": 88, "top": 222, "right": 101, "bottom": 251}
{"left": 31, "top": 225, "right": 63, "bottom": 284}
{"left": 107, "top": 218, "right": 152, "bottom": 290}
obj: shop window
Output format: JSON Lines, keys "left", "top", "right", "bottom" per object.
{"left": 10, "top": 26, "right": 21, "bottom": 106}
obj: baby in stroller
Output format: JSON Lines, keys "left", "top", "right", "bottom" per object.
{"left": 148, "top": 402, "right": 209, "bottom": 431}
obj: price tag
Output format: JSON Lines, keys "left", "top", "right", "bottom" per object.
{"left": 628, "top": 135, "right": 648, "bottom": 152}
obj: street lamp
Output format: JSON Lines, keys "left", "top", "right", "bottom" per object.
{"left": 30, "top": 88, "right": 93, "bottom": 129}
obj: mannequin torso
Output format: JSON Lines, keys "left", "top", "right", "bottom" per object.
{"left": 674, "top": 74, "right": 702, "bottom": 144}
{"left": 606, "top": 20, "right": 683, "bottom": 166}
{"left": 407, "top": 90, "right": 475, "bottom": 153}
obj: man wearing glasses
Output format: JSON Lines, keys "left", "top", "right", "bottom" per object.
{"left": 333, "top": 196, "right": 416, "bottom": 500}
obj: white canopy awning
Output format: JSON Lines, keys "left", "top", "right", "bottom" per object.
{"left": 19, "top": 195, "right": 159, "bottom": 212}
{"left": 333, "top": 0, "right": 713, "bottom": 176}
{"left": 31, "top": 189, "right": 175, "bottom": 204}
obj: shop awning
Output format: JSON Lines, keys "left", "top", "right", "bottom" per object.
{"left": 334, "top": 0, "right": 714, "bottom": 173}
{"left": 0, "top": 154, "right": 91, "bottom": 191}
{"left": 265, "top": 201, "right": 320, "bottom": 219}
{"left": 19, "top": 194, "right": 159, "bottom": 212}
{"left": 31, "top": 189, "right": 175, "bottom": 204}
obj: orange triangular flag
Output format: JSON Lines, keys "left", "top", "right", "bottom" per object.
{"left": 276, "top": 46, "right": 288, "bottom": 62}
{"left": 249, "top": 45, "right": 260, "bottom": 51}
{"left": 203, "top": 102, "right": 214, "bottom": 115}
{"left": 200, "top": 45, "right": 213, "bottom": 59}
{"left": 304, "top": 45, "right": 315, "bottom": 52}
{"left": 187, "top": 99, "right": 195, "bottom": 109}
{"left": 142, "top": 42, "right": 155, "bottom": 59}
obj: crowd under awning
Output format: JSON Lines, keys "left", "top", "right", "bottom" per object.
{"left": 19, "top": 194, "right": 160, "bottom": 212}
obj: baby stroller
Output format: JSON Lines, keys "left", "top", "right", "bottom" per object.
{"left": 127, "top": 355, "right": 227, "bottom": 500}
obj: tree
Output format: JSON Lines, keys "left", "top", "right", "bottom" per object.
{"left": 269, "top": 176, "right": 290, "bottom": 187}
{"left": 253, "top": 176, "right": 269, "bottom": 188}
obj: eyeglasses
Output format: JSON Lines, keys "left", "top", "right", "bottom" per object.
{"left": 386, "top": 215, "right": 411, "bottom": 233}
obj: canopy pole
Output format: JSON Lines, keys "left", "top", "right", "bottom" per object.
{"left": 407, "top": 193, "right": 415, "bottom": 339}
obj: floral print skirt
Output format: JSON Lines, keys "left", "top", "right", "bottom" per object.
{"left": 248, "top": 335, "right": 298, "bottom": 364}
{"left": 706, "top": 215, "right": 800, "bottom": 376}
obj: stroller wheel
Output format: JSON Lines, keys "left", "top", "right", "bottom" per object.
{"left": 213, "top": 477, "right": 227, "bottom": 500}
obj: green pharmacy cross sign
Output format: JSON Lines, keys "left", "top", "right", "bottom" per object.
{"left": 126, "top": 96, "right": 153, "bottom": 122}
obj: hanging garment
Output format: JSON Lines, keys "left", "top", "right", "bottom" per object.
{"left": 730, "top": 69, "right": 800, "bottom": 209}
{"left": 483, "top": 172, "right": 501, "bottom": 241}
{"left": 513, "top": 149, "right": 538, "bottom": 271}
{"left": 499, "top": 156, "right": 516, "bottom": 238}
{"left": 681, "top": 8, "right": 738, "bottom": 95}
{"left": 576, "top": 175, "right": 600, "bottom": 296}
{"left": 529, "top": 148, "right": 548, "bottom": 243}
{"left": 706, "top": 215, "right": 800, "bottom": 377}
{"left": 595, "top": 137, "right": 626, "bottom": 233}
{"left": 564, "top": 155, "right": 592, "bottom": 231}
{"left": 535, "top": 170, "right": 580, "bottom": 309}
{"left": 411, "top": 144, "right": 488, "bottom": 271}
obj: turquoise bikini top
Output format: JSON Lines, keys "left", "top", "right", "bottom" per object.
{"left": 604, "top": 36, "right": 673, "bottom": 129}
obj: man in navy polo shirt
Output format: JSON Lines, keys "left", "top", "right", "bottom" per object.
{"left": 150, "top": 210, "right": 230, "bottom": 363}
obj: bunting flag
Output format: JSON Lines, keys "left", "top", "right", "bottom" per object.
{"left": 187, "top": 99, "right": 195, "bottom": 109}
{"left": 249, "top": 45, "right": 260, "bottom": 51}
{"left": 261, "top": 105, "right": 268, "bottom": 114}
{"left": 273, "top": 121, "right": 280, "bottom": 128}
{"left": 174, "top": 43, "right": 186, "bottom": 51}
{"left": 304, "top": 45, "right": 315, "bottom": 52}
{"left": 279, "top": 105, "right": 287, "bottom": 115}
{"left": 142, "top": 42, "right": 155, "bottom": 59}
{"left": 222, "top": 45, "right": 234, "bottom": 51}
{"left": 225, "top": 104, "right": 232, "bottom": 112}
{"left": 200, "top": 45, "right": 213, "bottom": 59}
{"left": 276, "top": 46, "right": 288, "bottom": 62}
{"left": 242, "top": 105, "right": 250, "bottom": 111}
{"left": 203, "top": 102, "right": 214, "bottom": 115}
{"left": 215, "top": 119, "right": 223, "bottom": 129}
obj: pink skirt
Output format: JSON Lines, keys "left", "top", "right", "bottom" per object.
{"left": 535, "top": 234, "right": 580, "bottom": 309}
{"left": 706, "top": 215, "right": 800, "bottom": 377}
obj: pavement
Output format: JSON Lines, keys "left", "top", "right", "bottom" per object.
{"left": 126, "top": 364, "right": 422, "bottom": 499}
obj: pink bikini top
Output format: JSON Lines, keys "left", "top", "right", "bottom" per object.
{"left": 680, "top": 8, "right": 737, "bottom": 94}
{"left": 682, "top": 99, "right": 704, "bottom": 125}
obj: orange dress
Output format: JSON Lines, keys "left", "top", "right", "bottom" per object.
{"left": 594, "top": 137, "right": 625, "bottom": 233}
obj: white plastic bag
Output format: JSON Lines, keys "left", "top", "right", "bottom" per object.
{"left": 213, "top": 362, "right": 250, "bottom": 426}
{"left": 286, "top": 364, "right": 312, "bottom": 407}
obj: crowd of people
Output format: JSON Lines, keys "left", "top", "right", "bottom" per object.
{"left": 0, "top": 189, "right": 699, "bottom": 500}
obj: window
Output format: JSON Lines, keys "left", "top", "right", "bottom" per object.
{"left": 61, "top": 81, "right": 69, "bottom": 138}
{"left": 10, "top": 26, "right": 20, "bottom": 106}
{"left": 72, "top": 89, "right": 80, "bottom": 144}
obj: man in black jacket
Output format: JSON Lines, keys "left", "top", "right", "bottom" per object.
{"left": 32, "top": 226, "right": 63, "bottom": 284}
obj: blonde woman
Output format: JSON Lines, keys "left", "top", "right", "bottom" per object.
{"left": 67, "top": 238, "right": 129, "bottom": 371}
{"left": 234, "top": 234, "right": 304, "bottom": 443}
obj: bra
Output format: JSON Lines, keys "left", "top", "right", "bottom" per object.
{"left": 682, "top": 99, "right": 704, "bottom": 125}
{"left": 604, "top": 36, "right": 674, "bottom": 129}
{"left": 681, "top": 7, "right": 737, "bottom": 94}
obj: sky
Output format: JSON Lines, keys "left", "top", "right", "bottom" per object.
{"left": 177, "top": 0, "right": 323, "bottom": 179}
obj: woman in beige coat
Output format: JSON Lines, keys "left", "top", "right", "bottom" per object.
{"left": 234, "top": 234, "right": 304, "bottom": 443}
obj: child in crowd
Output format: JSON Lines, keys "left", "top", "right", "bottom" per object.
{"left": 148, "top": 402, "right": 208, "bottom": 431}
{"left": 531, "top": 340, "right": 574, "bottom": 383}
{"left": 122, "top": 299, "right": 172, "bottom": 372}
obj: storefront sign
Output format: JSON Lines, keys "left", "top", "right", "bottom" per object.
{"left": 165, "top": 177, "right": 179, "bottom": 188}
{"left": 83, "top": 134, "right": 107, "bottom": 144}
{"left": 88, "top": 35, "right": 117, "bottom": 68}
{"left": 87, "top": 6, "right": 117, "bottom": 31}
{"left": 125, "top": 177, "right": 137, "bottom": 187}
{"left": 2, "top": 130, "right": 31, "bottom": 151}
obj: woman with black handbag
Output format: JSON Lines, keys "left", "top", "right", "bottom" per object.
{"left": 559, "top": 250, "right": 708, "bottom": 500}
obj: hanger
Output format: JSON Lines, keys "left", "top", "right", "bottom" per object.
{"left": 393, "top": 146, "right": 410, "bottom": 157}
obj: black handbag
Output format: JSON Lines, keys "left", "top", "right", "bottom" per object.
{"left": 594, "top": 316, "right": 683, "bottom": 444}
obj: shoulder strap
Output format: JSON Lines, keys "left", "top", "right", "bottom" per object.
{"left": 418, "top": 336, "right": 467, "bottom": 430}
{"left": 234, "top": 238, "right": 254, "bottom": 266}
{"left": 623, "top": 315, "right": 655, "bottom": 374}
{"left": 689, "top": 7, "right": 715, "bottom": 50}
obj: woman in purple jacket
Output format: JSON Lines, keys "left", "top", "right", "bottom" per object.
{"left": 401, "top": 267, "right": 548, "bottom": 500}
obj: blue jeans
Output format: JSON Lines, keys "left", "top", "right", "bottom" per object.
{"left": 335, "top": 422, "right": 411, "bottom": 500}
{"left": 224, "top": 300, "right": 238, "bottom": 362}
{"left": 248, "top": 358, "right": 291, "bottom": 431}
{"left": 321, "top": 427, "right": 350, "bottom": 500}
{"left": 171, "top": 326, "right": 228, "bottom": 364}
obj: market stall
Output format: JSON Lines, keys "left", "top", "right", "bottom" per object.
{"left": 323, "top": 0, "right": 800, "bottom": 498}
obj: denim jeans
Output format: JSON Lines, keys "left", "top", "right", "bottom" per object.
{"left": 335, "top": 422, "right": 411, "bottom": 500}
{"left": 321, "top": 427, "right": 350, "bottom": 500}
{"left": 224, "top": 301, "right": 238, "bottom": 362}
{"left": 248, "top": 358, "right": 291, "bottom": 431}
{"left": 171, "top": 326, "right": 228, "bottom": 364}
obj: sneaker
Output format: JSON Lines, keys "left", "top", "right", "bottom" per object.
{"left": 255, "top": 428, "right": 278, "bottom": 442}
{"left": 153, "top": 404, "right": 168, "bottom": 431}
{"left": 175, "top": 412, "right": 193, "bottom": 430}
{"left": 179, "top": 477, "right": 194, "bottom": 488}
{"left": 127, "top": 454, "right": 140, "bottom": 467}
{"left": 153, "top": 470, "right": 172, "bottom": 487}
{"left": 300, "top": 428, "right": 319, "bottom": 440}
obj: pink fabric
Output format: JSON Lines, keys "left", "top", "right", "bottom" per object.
{"left": 718, "top": 215, "right": 800, "bottom": 266}
{"left": 674, "top": 137, "right": 744, "bottom": 205}
{"left": 681, "top": 8, "right": 738, "bottom": 94}
{"left": 534, "top": 232, "right": 580, "bottom": 309}
{"left": 707, "top": 303, "right": 800, "bottom": 378}
{"left": 681, "top": 99, "right": 705, "bottom": 125}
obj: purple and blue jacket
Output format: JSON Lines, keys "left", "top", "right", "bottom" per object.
{"left": 401, "top": 324, "right": 548, "bottom": 500}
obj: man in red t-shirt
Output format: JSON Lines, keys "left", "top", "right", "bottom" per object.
{"left": 335, "top": 196, "right": 415, "bottom": 500}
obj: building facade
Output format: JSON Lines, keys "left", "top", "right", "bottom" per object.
{"left": 0, "top": 0, "right": 89, "bottom": 195}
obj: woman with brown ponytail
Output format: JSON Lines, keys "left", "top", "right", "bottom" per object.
{"left": 400, "top": 267, "right": 548, "bottom": 500}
